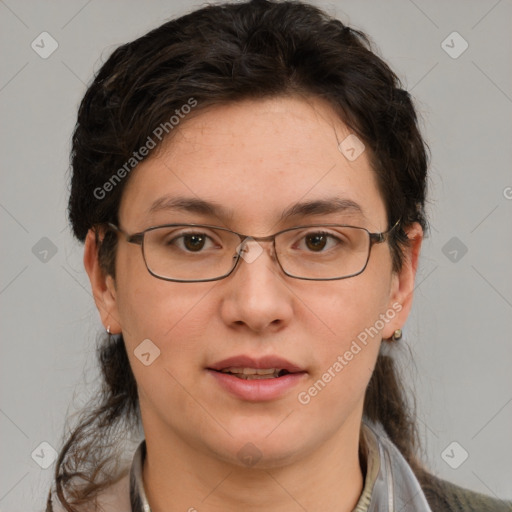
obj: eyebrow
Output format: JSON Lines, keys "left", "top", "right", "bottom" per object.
{"left": 279, "top": 197, "right": 364, "bottom": 221}
{"left": 148, "top": 195, "right": 365, "bottom": 222}
{"left": 148, "top": 196, "right": 234, "bottom": 220}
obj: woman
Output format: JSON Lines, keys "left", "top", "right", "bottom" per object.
{"left": 47, "top": 0, "right": 511, "bottom": 510}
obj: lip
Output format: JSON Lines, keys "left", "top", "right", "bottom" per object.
{"left": 206, "top": 355, "right": 307, "bottom": 402}
{"left": 208, "top": 355, "right": 304, "bottom": 373}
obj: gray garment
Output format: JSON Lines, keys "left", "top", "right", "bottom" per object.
{"left": 129, "top": 420, "right": 433, "bottom": 512}
{"left": 355, "top": 421, "right": 433, "bottom": 511}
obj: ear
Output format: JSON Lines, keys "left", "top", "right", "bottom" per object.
{"left": 83, "top": 228, "right": 122, "bottom": 334}
{"left": 381, "top": 222, "right": 423, "bottom": 340}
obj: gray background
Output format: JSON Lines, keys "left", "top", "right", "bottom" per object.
{"left": 1, "top": 0, "right": 511, "bottom": 510}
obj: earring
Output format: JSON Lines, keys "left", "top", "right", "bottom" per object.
{"left": 106, "top": 325, "right": 111, "bottom": 335}
{"left": 391, "top": 328, "right": 402, "bottom": 341}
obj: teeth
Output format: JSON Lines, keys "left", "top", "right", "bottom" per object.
{"left": 221, "top": 367, "right": 279, "bottom": 375}
{"left": 220, "top": 367, "right": 283, "bottom": 379}
{"left": 237, "top": 374, "right": 278, "bottom": 380}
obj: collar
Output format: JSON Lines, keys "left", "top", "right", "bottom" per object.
{"left": 129, "top": 420, "right": 432, "bottom": 512}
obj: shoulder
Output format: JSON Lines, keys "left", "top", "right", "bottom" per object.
{"left": 420, "top": 473, "right": 512, "bottom": 512}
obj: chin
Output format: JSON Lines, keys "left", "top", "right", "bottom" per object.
{"left": 207, "top": 420, "right": 314, "bottom": 469}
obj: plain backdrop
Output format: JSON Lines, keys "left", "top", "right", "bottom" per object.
{"left": 1, "top": 0, "right": 511, "bottom": 510}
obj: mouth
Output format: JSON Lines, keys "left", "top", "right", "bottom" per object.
{"left": 212, "top": 367, "right": 294, "bottom": 380}
{"left": 207, "top": 354, "right": 305, "bottom": 378}
{"left": 206, "top": 354, "right": 307, "bottom": 400}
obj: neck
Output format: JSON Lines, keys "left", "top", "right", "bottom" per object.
{"left": 142, "top": 412, "right": 365, "bottom": 512}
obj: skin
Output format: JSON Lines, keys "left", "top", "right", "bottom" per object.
{"left": 84, "top": 96, "right": 422, "bottom": 512}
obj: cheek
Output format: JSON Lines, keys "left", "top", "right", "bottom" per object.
{"left": 112, "top": 246, "right": 207, "bottom": 369}
{"left": 116, "top": 278, "right": 218, "bottom": 422}
{"left": 306, "top": 269, "right": 392, "bottom": 348}
{"left": 117, "top": 274, "right": 216, "bottom": 357}
{"left": 296, "top": 271, "right": 393, "bottom": 407}
{"left": 114, "top": 244, "right": 208, "bottom": 338}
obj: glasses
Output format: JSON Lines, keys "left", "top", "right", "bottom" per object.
{"left": 107, "top": 220, "right": 399, "bottom": 282}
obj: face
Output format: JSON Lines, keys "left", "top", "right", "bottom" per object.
{"left": 86, "top": 96, "right": 420, "bottom": 469}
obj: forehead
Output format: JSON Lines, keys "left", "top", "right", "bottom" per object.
{"left": 119, "top": 96, "right": 387, "bottom": 232}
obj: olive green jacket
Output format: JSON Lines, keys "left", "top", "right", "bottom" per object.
{"left": 420, "top": 475, "right": 512, "bottom": 511}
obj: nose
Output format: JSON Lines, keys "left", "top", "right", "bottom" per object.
{"left": 219, "top": 238, "right": 294, "bottom": 333}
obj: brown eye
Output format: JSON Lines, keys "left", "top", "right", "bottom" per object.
{"left": 305, "top": 233, "right": 328, "bottom": 252}
{"left": 182, "top": 234, "right": 206, "bottom": 251}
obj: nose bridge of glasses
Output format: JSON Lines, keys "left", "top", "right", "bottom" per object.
{"left": 235, "top": 234, "right": 276, "bottom": 263}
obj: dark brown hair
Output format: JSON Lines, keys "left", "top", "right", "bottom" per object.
{"left": 50, "top": 0, "right": 430, "bottom": 509}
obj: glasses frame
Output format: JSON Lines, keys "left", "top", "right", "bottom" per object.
{"left": 107, "top": 219, "right": 400, "bottom": 283}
